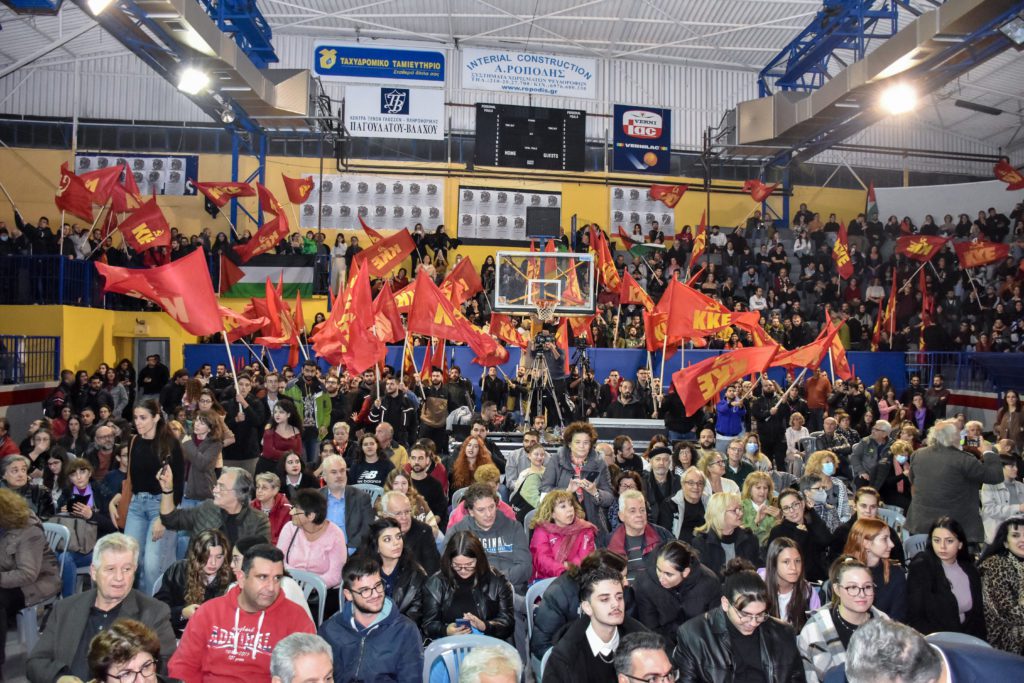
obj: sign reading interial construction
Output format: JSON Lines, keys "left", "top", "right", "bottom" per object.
{"left": 344, "top": 85, "right": 445, "bottom": 140}
{"left": 75, "top": 154, "right": 198, "bottom": 197}
{"left": 314, "top": 43, "right": 446, "bottom": 87}
{"left": 612, "top": 104, "right": 672, "bottom": 174}
{"left": 462, "top": 47, "right": 597, "bottom": 98}
{"left": 299, "top": 174, "right": 444, "bottom": 231}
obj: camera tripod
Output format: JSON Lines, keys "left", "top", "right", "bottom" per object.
{"left": 522, "top": 349, "right": 566, "bottom": 428}
{"left": 567, "top": 340, "right": 594, "bottom": 421}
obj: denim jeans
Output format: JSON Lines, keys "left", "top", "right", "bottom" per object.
{"left": 124, "top": 492, "right": 177, "bottom": 595}
{"left": 61, "top": 550, "right": 93, "bottom": 597}
{"left": 174, "top": 497, "right": 201, "bottom": 560}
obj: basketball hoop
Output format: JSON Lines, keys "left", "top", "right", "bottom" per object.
{"left": 535, "top": 299, "right": 557, "bottom": 322}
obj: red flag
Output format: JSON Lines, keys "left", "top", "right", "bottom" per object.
{"left": 96, "top": 249, "right": 220, "bottom": 336}
{"left": 994, "top": 159, "right": 1024, "bottom": 191}
{"left": 832, "top": 222, "right": 854, "bottom": 279}
{"left": 685, "top": 267, "right": 705, "bottom": 288}
{"left": 372, "top": 282, "right": 406, "bottom": 344}
{"left": 742, "top": 179, "right": 778, "bottom": 203}
{"left": 643, "top": 310, "right": 679, "bottom": 357}
{"left": 99, "top": 207, "right": 119, "bottom": 241}
{"left": 555, "top": 319, "right": 570, "bottom": 375}
{"left": 593, "top": 231, "right": 620, "bottom": 290}
{"left": 257, "top": 183, "right": 286, "bottom": 217}
{"left": 771, "top": 322, "right": 843, "bottom": 370}
{"left": 118, "top": 197, "right": 171, "bottom": 252}
{"left": 954, "top": 240, "right": 1011, "bottom": 269}
{"left": 619, "top": 271, "right": 654, "bottom": 311}
{"left": 871, "top": 267, "right": 898, "bottom": 351}
{"left": 826, "top": 311, "right": 854, "bottom": 381}
{"left": 440, "top": 257, "right": 484, "bottom": 305}
{"left": 282, "top": 174, "right": 315, "bottom": 204}
{"left": 394, "top": 282, "right": 416, "bottom": 314}
{"left": 55, "top": 163, "right": 95, "bottom": 222}
{"left": 918, "top": 268, "right": 933, "bottom": 352}
{"left": 407, "top": 271, "right": 500, "bottom": 361}
{"left": 192, "top": 180, "right": 256, "bottom": 207}
{"left": 489, "top": 313, "right": 529, "bottom": 349}
{"left": 649, "top": 184, "right": 687, "bottom": 208}
{"left": 293, "top": 291, "right": 306, "bottom": 339}
{"left": 688, "top": 211, "right": 707, "bottom": 273}
{"left": 80, "top": 165, "right": 125, "bottom": 206}
{"left": 353, "top": 228, "right": 416, "bottom": 277}
{"left": 671, "top": 345, "right": 779, "bottom": 415}
{"left": 895, "top": 235, "right": 948, "bottom": 262}
{"left": 233, "top": 215, "right": 291, "bottom": 263}
{"left": 359, "top": 216, "right": 384, "bottom": 243}
{"left": 656, "top": 279, "right": 759, "bottom": 342}
{"left": 312, "top": 262, "right": 385, "bottom": 373}
{"left": 220, "top": 306, "right": 269, "bottom": 343}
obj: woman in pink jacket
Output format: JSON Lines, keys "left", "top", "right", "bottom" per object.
{"left": 528, "top": 489, "right": 597, "bottom": 581}
{"left": 276, "top": 488, "right": 347, "bottom": 618}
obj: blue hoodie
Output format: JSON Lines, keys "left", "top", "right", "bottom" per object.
{"left": 319, "top": 596, "right": 423, "bottom": 683}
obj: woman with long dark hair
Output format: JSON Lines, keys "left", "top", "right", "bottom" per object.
{"left": 995, "top": 389, "right": 1024, "bottom": 451}
{"left": 354, "top": 517, "right": 427, "bottom": 625}
{"left": 276, "top": 450, "right": 318, "bottom": 501}
{"left": 349, "top": 433, "right": 394, "bottom": 487}
{"left": 259, "top": 397, "right": 303, "bottom": 474}
{"left": 110, "top": 399, "right": 185, "bottom": 595}
{"left": 760, "top": 537, "right": 820, "bottom": 632}
{"left": 633, "top": 540, "right": 721, "bottom": 650}
{"left": 59, "top": 415, "right": 90, "bottom": 456}
{"left": 979, "top": 516, "right": 1024, "bottom": 655}
{"left": 907, "top": 516, "right": 985, "bottom": 638}
{"left": 154, "top": 529, "right": 233, "bottom": 637}
{"left": 421, "top": 530, "right": 515, "bottom": 641}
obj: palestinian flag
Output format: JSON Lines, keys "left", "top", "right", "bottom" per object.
{"left": 616, "top": 226, "right": 665, "bottom": 257}
{"left": 866, "top": 181, "right": 878, "bottom": 223}
{"left": 220, "top": 254, "right": 315, "bottom": 298}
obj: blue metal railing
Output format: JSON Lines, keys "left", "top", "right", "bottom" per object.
{"left": 0, "top": 255, "right": 96, "bottom": 306}
{"left": 0, "top": 335, "right": 60, "bottom": 383}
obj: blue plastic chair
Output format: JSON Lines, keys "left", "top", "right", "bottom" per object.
{"left": 422, "top": 634, "right": 521, "bottom": 683}
{"left": 351, "top": 483, "right": 384, "bottom": 506}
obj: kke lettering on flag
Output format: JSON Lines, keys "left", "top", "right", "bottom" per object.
{"left": 95, "top": 249, "right": 220, "bottom": 336}
{"left": 352, "top": 228, "right": 416, "bottom": 276}
{"left": 953, "top": 240, "right": 1011, "bottom": 269}
{"left": 895, "top": 235, "right": 949, "bottom": 263}
{"left": 233, "top": 215, "right": 290, "bottom": 263}
{"left": 192, "top": 180, "right": 256, "bottom": 207}
{"left": 117, "top": 197, "right": 171, "bottom": 252}
{"left": 282, "top": 174, "right": 315, "bottom": 204}
{"left": 672, "top": 345, "right": 778, "bottom": 416}
{"left": 832, "top": 222, "right": 854, "bottom": 280}
{"left": 649, "top": 184, "right": 687, "bottom": 208}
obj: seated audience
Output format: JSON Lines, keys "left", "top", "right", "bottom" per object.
{"left": 154, "top": 529, "right": 233, "bottom": 637}
{"left": 269, "top": 633, "right": 334, "bottom": 683}
{"left": 828, "top": 486, "right": 904, "bottom": 565}
{"left": 319, "top": 454, "right": 373, "bottom": 552}
{"left": 672, "top": 559, "right": 803, "bottom": 682}
{"left": 978, "top": 516, "right": 1024, "bottom": 656}
{"left": 277, "top": 450, "right": 319, "bottom": 501}
{"left": 55, "top": 457, "right": 117, "bottom": 597}
{"left": 803, "top": 451, "right": 852, "bottom": 531}
{"left": 906, "top": 516, "right": 985, "bottom": 639}
{"left": 377, "top": 468, "right": 443, "bottom": 538}
{"left": 769, "top": 485, "right": 832, "bottom": 583}
{"left": 158, "top": 465, "right": 270, "bottom": 545}
{"left": 697, "top": 451, "right": 739, "bottom": 500}
{"left": 277, "top": 488, "right": 348, "bottom": 616}
{"left": 459, "top": 646, "right": 522, "bottom": 683}
{"left": 253, "top": 472, "right": 293, "bottom": 543}
{"left": 444, "top": 484, "right": 531, "bottom": 593}
{"left": 841, "top": 516, "right": 907, "bottom": 622}
{"left": 539, "top": 421, "right": 615, "bottom": 536}
{"left": 85, "top": 619, "right": 165, "bottom": 683}
{"left": 656, "top": 466, "right": 706, "bottom": 543}
{"left": 739, "top": 470, "right": 780, "bottom": 547}
{"left": 353, "top": 517, "right": 427, "bottom": 625}
{"left": 447, "top": 463, "right": 515, "bottom": 527}
{"left": 760, "top": 537, "right": 821, "bottom": 632}
{"left": 529, "top": 489, "right": 598, "bottom": 581}
{"left": 691, "top": 492, "right": 761, "bottom": 578}
{"left": 633, "top": 540, "right": 721, "bottom": 650}
{"left": 380, "top": 490, "right": 441, "bottom": 575}
{"left": 1, "top": 453, "right": 54, "bottom": 518}
{"left": 605, "top": 489, "right": 673, "bottom": 583}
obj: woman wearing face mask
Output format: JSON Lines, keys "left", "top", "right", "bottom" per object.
{"left": 769, "top": 486, "right": 831, "bottom": 582}
{"left": 803, "top": 450, "right": 851, "bottom": 530}
{"left": 634, "top": 540, "right": 721, "bottom": 651}
{"left": 742, "top": 434, "right": 773, "bottom": 472}
{"left": 841, "top": 517, "right": 907, "bottom": 621}
{"left": 870, "top": 439, "right": 913, "bottom": 512}
{"left": 798, "top": 557, "right": 887, "bottom": 681}
{"left": 907, "top": 516, "right": 986, "bottom": 638}
{"left": 759, "top": 537, "right": 820, "bottom": 632}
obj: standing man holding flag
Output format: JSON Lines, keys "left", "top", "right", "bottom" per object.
{"left": 283, "top": 359, "right": 332, "bottom": 466}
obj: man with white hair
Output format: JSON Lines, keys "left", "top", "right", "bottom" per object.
{"left": 850, "top": 419, "right": 893, "bottom": 486}
{"left": 271, "top": 633, "right": 333, "bottom": 683}
{"left": 380, "top": 490, "right": 440, "bottom": 573}
{"left": 26, "top": 533, "right": 176, "bottom": 683}
{"left": 458, "top": 646, "right": 522, "bottom": 683}
{"left": 905, "top": 419, "right": 1002, "bottom": 544}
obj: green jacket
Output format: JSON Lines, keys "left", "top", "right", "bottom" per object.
{"left": 282, "top": 378, "right": 333, "bottom": 433}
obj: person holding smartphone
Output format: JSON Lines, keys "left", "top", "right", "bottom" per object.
{"left": 55, "top": 457, "right": 117, "bottom": 597}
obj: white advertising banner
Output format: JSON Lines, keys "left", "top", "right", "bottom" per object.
{"left": 875, "top": 180, "right": 1019, "bottom": 225}
{"left": 298, "top": 174, "right": 444, "bottom": 231}
{"left": 344, "top": 85, "right": 445, "bottom": 140}
{"left": 461, "top": 48, "right": 597, "bottom": 98}
{"left": 610, "top": 186, "right": 676, "bottom": 238}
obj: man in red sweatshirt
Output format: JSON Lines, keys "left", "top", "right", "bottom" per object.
{"left": 169, "top": 543, "right": 316, "bottom": 682}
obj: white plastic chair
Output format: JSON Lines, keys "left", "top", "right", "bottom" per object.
{"left": 42, "top": 522, "right": 70, "bottom": 580}
{"left": 539, "top": 647, "right": 553, "bottom": 680}
{"left": 877, "top": 507, "right": 906, "bottom": 534}
{"left": 351, "top": 483, "right": 384, "bottom": 506}
{"left": 422, "top": 634, "right": 521, "bottom": 683}
{"left": 451, "top": 486, "right": 469, "bottom": 509}
{"left": 289, "top": 567, "right": 327, "bottom": 626}
{"left": 151, "top": 570, "right": 166, "bottom": 597}
{"left": 903, "top": 534, "right": 929, "bottom": 561}
{"left": 523, "top": 509, "right": 536, "bottom": 534}
{"left": 525, "top": 577, "right": 556, "bottom": 643}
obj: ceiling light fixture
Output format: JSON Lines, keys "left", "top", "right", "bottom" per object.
{"left": 177, "top": 67, "right": 210, "bottom": 95}
{"left": 220, "top": 107, "right": 236, "bottom": 124}
{"left": 880, "top": 83, "right": 917, "bottom": 115}
{"left": 86, "top": 0, "right": 116, "bottom": 15}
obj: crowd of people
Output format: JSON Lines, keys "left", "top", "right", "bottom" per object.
{"left": 1, "top": 344, "right": 1024, "bottom": 683}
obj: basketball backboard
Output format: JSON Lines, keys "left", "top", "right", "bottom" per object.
{"left": 493, "top": 251, "right": 596, "bottom": 316}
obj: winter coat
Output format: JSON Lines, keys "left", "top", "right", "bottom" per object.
{"left": 251, "top": 492, "right": 292, "bottom": 544}
{"left": 319, "top": 597, "right": 423, "bottom": 683}
{"left": 797, "top": 606, "right": 887, "bottom": 682}
{"left": 154, "top": 557, "right": 231, "bottom": 637}
{"left": 539, "top": 447, "right": 615, "bottom": 535}
{"left": 691, "top": 527, "right": 761, "bottom": 578}
{"left": 161, "top": 499, "right": 270, "bottom": 545}
{"left": 0, "top": 511, "right": 60, "bottom": 605}
{"left": 906, "top": 446, "right": 1002, "bottom": 543}
{"left": 529, "top": 521, "right": 597, "bottom": 581}
{"left": 674, "top": 607, "right": 804, "bottom": 683}
{"left": 634, "top": 555, "right": 721, "bottom": 650}
{"left": 420, "top": 569, "right": 515, "bottom": 641}
{"left": 444, "top": 511, "right": 532, "bottom": 592}
{"left": 907, "top": 552, "right": 986, "bottom": 639}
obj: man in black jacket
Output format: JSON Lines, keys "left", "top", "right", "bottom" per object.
{"left": 159, "top": 369, "right": 189, "bottom": 415}
{"left": 605, "top": 380, "right": 649, "bottom": 420}
{"left": 137, "top": 354, "right": 170, "bottom": 403}
{"left": 542, "top": 566, "right": 648, "bottom": 683}
{"left": 221, "top": 373, "right": 266, "bottom": 475}
{"left": 369, "top": 376, "right": 417, "bottom": 446}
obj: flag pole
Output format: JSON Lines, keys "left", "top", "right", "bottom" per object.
{"left": 238, "top": 338, "right": 270, "bottom": 373}
{"left": 399, "top": 333, "right": 409, "bottom": 384}
{"left": 658, "top": 329, "right": 669, "bottom": 389}
{"left": 612, "top": 302, "right": 622, "bottom": 347}
{"left": 59, "top": 210, "right": 65, "bottom": 254}
{"left": 220, "top": 330, "right": 243, "bottom": 403}
{"left": 0, "top": 176, "right": 17, "bottom": 212}
{"left": 774, "top": 367, "right": 808, "bottom": 412}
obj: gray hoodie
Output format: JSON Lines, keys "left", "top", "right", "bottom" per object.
{"left": 445, "top": 509, "right": 532, "bottom": 593}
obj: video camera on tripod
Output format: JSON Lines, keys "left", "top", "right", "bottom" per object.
{"left": 533, "top": 330, "right": 556, "bottom": 352}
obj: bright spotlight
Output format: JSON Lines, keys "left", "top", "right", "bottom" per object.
{"left": 178, "top": 67, "right": 210, "bottom": 95}
{"left": 86, "top": 0, "right": 116, "bottom": 14}
{"left": 880, "top": 83, "right": 917, "bottom": 115}
{"left": 220, "top": 107, "right": 236, "bottom": 124}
